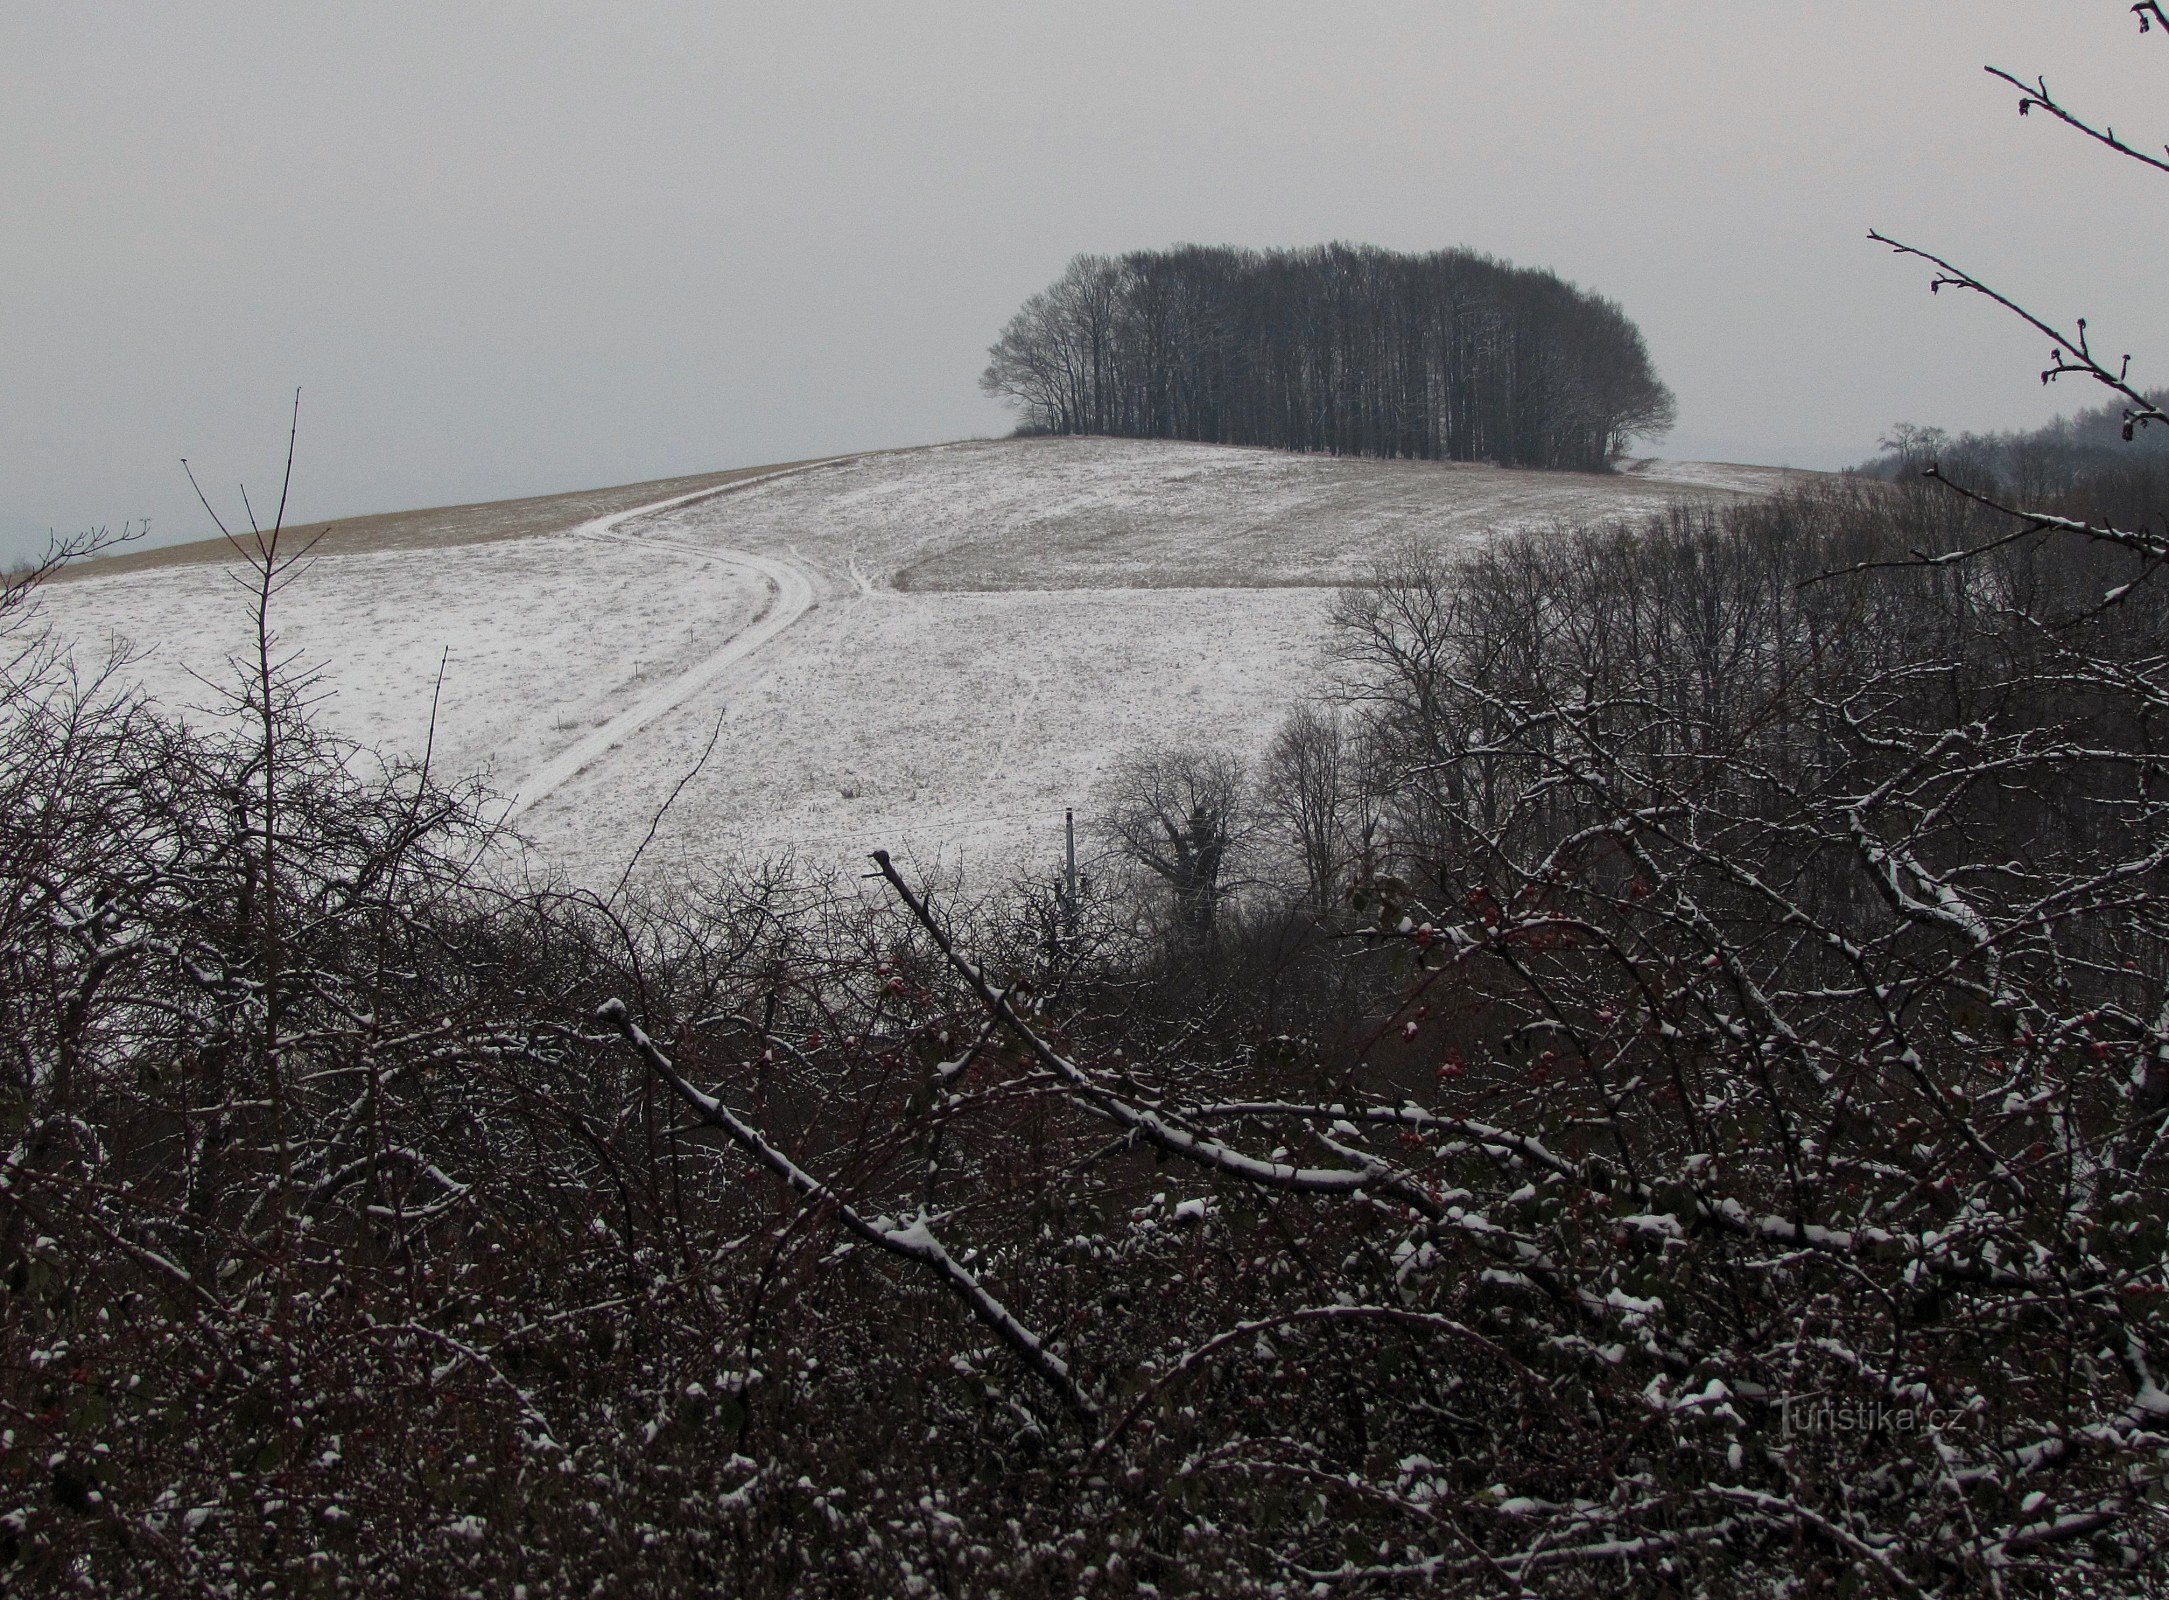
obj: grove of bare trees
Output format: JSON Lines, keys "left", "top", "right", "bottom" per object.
{"left": 982, "top": 244, "right": 1677, "bottom": 472}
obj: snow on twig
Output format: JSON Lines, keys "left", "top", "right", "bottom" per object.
{"left": 594, "top": 996, "right": 1098, "bottom": 1423}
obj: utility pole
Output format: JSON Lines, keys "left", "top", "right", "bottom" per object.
{"left": 1061, "top": 808, "right": 1080, "bottom": 944}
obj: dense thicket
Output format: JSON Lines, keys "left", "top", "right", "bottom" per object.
{"left": 981, "top": 245, "right": 1676, "bottom": 472}
{"left": 5, "top": 455, "right": 2167, "bottom": 1595}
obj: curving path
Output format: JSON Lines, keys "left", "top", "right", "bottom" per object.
{"left": 505, "top": 466, "right": 831, "bottom": 818}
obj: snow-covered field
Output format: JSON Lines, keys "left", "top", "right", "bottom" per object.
{"left": 35, "top": 438, "right": 1801, "bottom": 886}
{"left": 44, "top": 526, "right": 772, "bottom": 807}
{"left": 636, "top": 438, "right": 1796, "bottom": 592}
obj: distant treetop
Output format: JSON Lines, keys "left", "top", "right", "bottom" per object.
{"left": 982, "top": 243, "right": 1675, "bottom": 474}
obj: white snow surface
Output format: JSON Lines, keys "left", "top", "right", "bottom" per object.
{"left": 33, "top": 438, "right": 1800, "bottom": 886}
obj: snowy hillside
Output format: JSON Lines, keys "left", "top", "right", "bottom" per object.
{"left": 37, "top": 438, "right": 1802, "bottom": 885}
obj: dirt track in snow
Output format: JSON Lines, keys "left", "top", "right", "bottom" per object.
{"left": 505, "top": 468, "right": 829, "bottom": 816}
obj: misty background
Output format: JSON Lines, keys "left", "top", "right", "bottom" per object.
{"left": 3, "top": 2, "right": 2161, "bottom": 566}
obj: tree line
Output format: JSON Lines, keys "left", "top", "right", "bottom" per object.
{"left": 981, "top": 243, "right": 1677, "bottom": 472}
{"left": 1868, "top": 385, "right": 2169, "bottom": 498}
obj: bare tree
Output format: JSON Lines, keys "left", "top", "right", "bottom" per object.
{"left": 1258, "top": 701, "right": 1381, "bottom": 912}
{"left": 1876, "top": 420, "right": 1951, "bottom": 473}
{"left": 1098, "top": 746, "right": 1246, "bottom": 942}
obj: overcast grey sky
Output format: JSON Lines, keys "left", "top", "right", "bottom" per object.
{"left": 3, "top": 3, "right": 2161, "bottom": 564}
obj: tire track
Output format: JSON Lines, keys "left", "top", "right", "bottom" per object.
{"left": 505, "top": 466, "right": 830, "bottom": 818}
